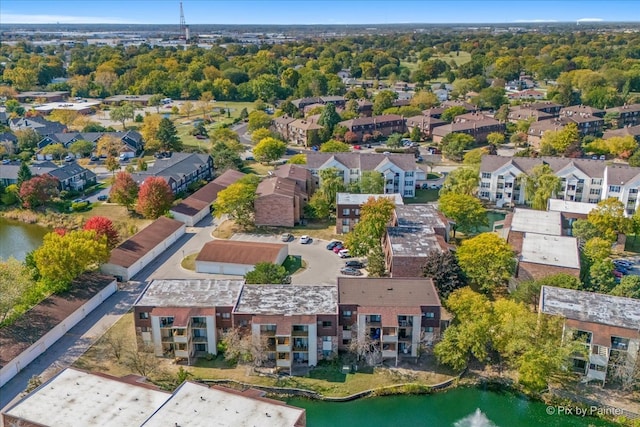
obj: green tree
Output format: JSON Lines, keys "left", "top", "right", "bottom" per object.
{"left": 305, "top": 191, "right": 332, "bottom": 219}
{"left": 110, "top": 102, "right": 135, "bottom": 130}
{"left": 211, "top": 142, "right": 244, "bottom": 172}
{"left": 441, "top": 133, "right": 474, "bottom": 162}
{"left": 520, "top": 164, "right": 561, "bottom": 210}
{"left": 439, "top": 167, "right": 480, "bottom": 196}
{"left": 68, "top": 140, "right": 94, "bottom": 158}
{"left": 441, "top": 106, "right": 467, "bottom": 123}
{"left": 109, "top": 171, "right": 139, "bottom": 210}
{"left": 213, "top": 175, "right": 260, "bottom": 228}
{"left": 157, "top": 117, "right": 182, "bottom": 152}
{"left": 358, "top": 170, "right": 384, "bottom": 194}
{"left": 244, "top": 262, "right": 289, "bottom": 284}
{"left": 462, "top": 148, "right": 486, "bottom": 166}
{"left": 628, "top": 149, "right": 640, "bottom": 167}
{"left": 438, "top": 193, "right": 487, "bottom": 236}
{"left": 511, "top": 274, "right": 581, "bottom": 309}
{"left": 366, "top": 245, "right": 387, "bottom": 277}
{"left": 587, "top": 198, "right": 632, "bottom": 242}
{"left": 15, "top": 129, "right": 41, "bottom": 152}
{"left": 486, "top": 132, "right": 505, "bottom": 147}
{"left": 320, "top": 140, "right": 351, "bottom": 152}
{"left": 587, "top": 260, "right": 617, "bottom": 293}
{"left": 422, "top": 251, "right": 467, "bottom": 299}
{"left": 251, "top": 128, "right": 274, "bottom": 145}
{"left": 317, "top": 168, "right": 345, "bottom": 212}
{"left": 318, "top": 103, "right": 341, "bottom": 134}
{"left": 386, "top": 133, "right": 404, "bottom": 149}
{"left": 105, "top": 156, "right": 120, "bottom": 176}
{"left": 247, "top": 110, "right": 272, "bottom": 131}
{"left": 253, "top": 137, "right": 286, "bottom": 164}
{"left": 571, "top": 219, "right": 599, "bottom": 242}
{"left": 16, "top": 161, "right": 32, "bottom": 187}
{"left": 288, "top": 153, "right": 306, "bottom": 164}
{"left": 410, "top": 91, "right": 439, "bottom": 109}
{"left": 0, "top": 257, "right": 33, "bottom": 323}
{"left": 583, "top": 237, "right": 612, "bottom": 264}
{"left": 41, "top": 143, "right": 67, "bottom": 161}
{"left": 410, "top": 126, "right": 422, "bottom": 142}
{"left": 539, "top": 123, "right": 579, "bottom": 156}
{"left": 34, "top": 230, "right": 108, "bottom": 290}
{"left": 135, "top": 176, "right": 175, "bottom": 219}
{"left": 344, "top": 196, "right": 396, "bottom": 257}
{"left": 610, "top": 275, "right": 640, "bottom": 299}
{"left": 457, "top": 233, "right": 515, "bottom": 294}
{"left": 373, "top": 90, "right": 398, "bottom": 115}
{"left": 148, "top": 94, "right": 164, "bottom": 113}
{"left": 211, "top": 127, "right": 243, "bottom": 152}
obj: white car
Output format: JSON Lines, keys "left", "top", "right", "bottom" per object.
{"left": 338, "top": 249, "right": 351, "bottom": 258}
{"left": 299, "top": 235, "right": 311, "bottom": 244}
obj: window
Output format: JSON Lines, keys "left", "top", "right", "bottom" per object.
{"left": 423, "top": 312, "right": 435, "bottom": 318}
{"left": 406, "top": 181, "right": 414, "bottom": 187}
{"left": 480, "top": 191, "right": 490, "bottom": 198}
{"left": 589, "top": 188, "right": 601, "bottom": 195}
{"left": 342, "top": 310, "right": 352, "bottom": 317}
{"left": 139, "top": 312, "right": 149, "bottom": 319}
{"left": 591, "top": 178, "right": 602, "bottom": 185}
{"left": 425, "top": 327, "right": 434, "bottom": 332}
{"left": 497, "top": 174, "right": 504, "bottom": 180}
{"left": 322, "top": 321, "right": 332, "bottom": 328}
{"left": 496, "top": 193, "right": 503, "bottom": 199}
{"left": 609, "top": 185, "right": 621, "bottom": 193}
{"left": 480, "top": 182, "right": 490, "bottom": 188}
{"left": 221, "top": 313, "right": 231, "bottom": 319}
{"left": 354, "top": 209, "right": 360, "bottom": 216}
{"left": 631, "top": 189, "right": 639, "bottom": 194}
{"left": 497, "top": 183, "right": 504, "bottom": 189}
{"left": 140, "top": 326, "right": 150, "bottom": 332}
{"left": 342, "top": 219, "right": 350, "bottom": 225}
{"left": 481, "top": 172, "right": 491, "bottom": 179}
{"left": 342, "top": 208, "right": 350, "bottom": 215}
{"left": 404, "top": 190, "right": 412, "bottom": 196}
{"left": 405, "top": 171, "right": 414, "bottom": 177}
{"left": 323, "top": 336, "right": 332, "bottom": 341}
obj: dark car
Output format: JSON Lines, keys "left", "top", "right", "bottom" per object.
{"left": 340, "top": 267, "right": 363, "bottom": 276}
{"left": 97, "top": 195, "right": 108, "bottom": 201}
{"left": 345, "top": 260, "right": 364, "bottom": 269}
{"left": 326, "top": 241, "right": 343, "bottom": 250}
{"left": 333, "top": 244, "right": 345, "bottom": 253}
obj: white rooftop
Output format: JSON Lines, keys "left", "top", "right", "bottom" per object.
{"left": 234, "top": 284, "right": 338, "bottom": 315}
{"left": 135, "top": 279, "right": 244, "bottom": 307}
{"left": 540, "top": 286, "right": 640, "bottom": 330}
{"left": 142, "top": 382, "right": 304, "bottom": 427}
{"left": 4, "top": 368, "right": 170, "bottom": 427}
{"left": 547, "top": 199, "right": 597, "bottom": 216}
{"left": 520, "top": 233, "right": 580, "bottom": 269}
{"left": 336, "top": 192, "right": 404, "bottom": 206}
{"left": 34, "top": 101, "right": 101, "bottom": 111}
{"left": 510, "top": 208, "right": 562, "bottom": 236}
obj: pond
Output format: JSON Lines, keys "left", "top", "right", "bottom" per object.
{"left": 0, "top": 217, "right": 49, "bottom": 261}
{"left": 286, "top": 387, "right": 617, "bottom": 427}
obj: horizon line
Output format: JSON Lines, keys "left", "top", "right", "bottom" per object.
{"left": 2, "top": 20, "right": 639, "bottom": 25}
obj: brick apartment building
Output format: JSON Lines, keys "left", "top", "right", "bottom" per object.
{"left": 335, "top": 193, "right": 404, "bottom": 234}
{"left": 338, "top": 114, "right": 406, "bottom": 142}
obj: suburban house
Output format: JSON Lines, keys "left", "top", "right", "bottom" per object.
{"left": 495, "top": 209, "right": 581, "bottom": 280}
{"left": 132, "top": 152, "right": 213, "bottom": 195}
{"left": 2, "top": 367, "right": 306, "bottom": 427}
{"left": 336, "top": 193, "right": 404, "bottom": 234}
{"left": 0, "top": 131, "right": 17, "bottom": 147}
{"left": 170, "top": 169, "right": 245, "bottom": 226}
{"left": 195, "top": 240, "right": 288, "bottom": 276}
{"left": 286, "top": 116, "right": 323, "bottom": 146}
{"left": 431, "top": 113, "right": 505, "bottom": 144}
{"left": 37, "top": 130, "right": 144, "bottom": 158}
{"left": 9, "top": 116, "right": 67, "bottom": 137}
{"left": 134, "top": 279, "right": 245, "bottom": 363}
{"left": 0, "top": 160, "right": 58, "bottom": 186}
{"left": 337, "top": 115, "right": 405, "bottom": 142}
{"left": 405, "top": 115, "right": 446, "bottom": 139}
{"left": 478, "top": 155, "right": 640, "bottom": 215}
{"left": 383, "top": 204, "right": 451, "bottom": 278}
{"left": 306, "top": 152, "right": 423, "bottom": 198}
{"left": 603, "top": 124, "right": 640, "bottom": 143}
{"left": 254, "top": 176, "right": 308, "bottom": 227}
{"left": 101, "top": 217, "right": 185, "bottom": 281}
{"left": 539, "top": 286, "right": 640, "bottom": 387}
{"left": 337, "top": 277, "right": 442, "bottom": 366}
{"left": 606, "top": 104, "right": 640, "bottom": 128}
{"left": 16, "top": 91, "right": 69, "bottom": 103}
{"left": 47, "top": 162, "right": 97, "bottom": 191}
{"left": 233, "top": 284, "right": 339, "bottom": 372}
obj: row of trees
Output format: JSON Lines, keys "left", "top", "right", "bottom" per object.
{"left": 110, "top": 172, "right": 175, "bottom": 219}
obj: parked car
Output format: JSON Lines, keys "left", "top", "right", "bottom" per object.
{"left": 299, "top": 235, "right": 311, "bottom": 244}
{"left": 97, "top": 195, "right": 108, "bottom": 201}
{"left": 196, "top": 134, "right": 207, "bottom": 140}
{"left": 332, "top": 244, "right": 345, "bottom": 253}
{"left": 281, "top": 233, "right": 293, "bottom": 242}
{"left": 416, "top": 156, "right": 423, "bottom": 163}
{"left": 340, "top": 267, "right": 362, "bottom": 276}
{"left": 612, "top": 270, "right": 623, "bottom": 278}
{"left": 613, "top": 259, "right": 633, "bottom": 268}
{"left": 338, "top": 249, "right": 351, "bottom": 258}
{"left": 64, "top": 155, "right": 74, "bottom": 162}
{"left": 345, "top": 260, "right": 364, "bottom": 269}
{"left": 353, "top": 145, "right": 361, "bottom": 150}
{"left": 1, "top": 159, "right": 10, "bottom": 165}
{"left": 72, "top": 198, "right": 84, "bottom": 203}
{"left": 326, "top": 241, "right": 343, "bottom": 250}
{"left": 90, "top": 155, "right": 99, "bottom": 161}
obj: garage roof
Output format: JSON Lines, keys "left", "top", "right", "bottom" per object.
{"left": 195, "top": 240, "right": 286, "bottom": 265}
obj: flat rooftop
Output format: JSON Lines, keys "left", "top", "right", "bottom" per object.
{"left": 395, "top": 204, "right": 447, "bottom": 229}
{"left": 3, "top": 368, "right": 170, "bottom": 427}
{"left": 540, "top": 286, "right": 640, "bottom": 330}
{"left": 142, "top": 382, "right": 305, "bottom": 427}
{"left": 234, "top": 285, "right": 338, "bottom": 315}
{"left": 35, "top": 101, "right": 100, "bottom": 111}
{"left": 387, "top": 226, "right": 443, "bottom": 257}
{"left": 336, "top": 192, "right": 404, "bottom": 206}
{"left": 520, "top": 233, "right": 580, "bottom": 269}
{"left": 510, "top": 208, "right": 562, "bottom": 236}
{"left": 135, "top": 279, "right": 244, "bottom": 307}
{"left": 547, "top": 199, "right": 597, "bottom": 216}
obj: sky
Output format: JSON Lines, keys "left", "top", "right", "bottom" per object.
{"left": 1, "top": 0, "right": 639, "bottom": 25}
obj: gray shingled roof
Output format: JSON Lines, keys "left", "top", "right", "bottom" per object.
{"left": 134, "top": 152, "right": 209, "bottom": 183}
{"left": 338, "top": 277, "right": 440, "bottom": 306}
{"left": 606, "top": 165, "right": 640, "bottom": 186}
{"left": 47, "top": 163, "right": 96, "bottom": 181}
{"left": 479, "top": 155, "right": 608, "bottom": 179}
{"left": 306, "top": 152, "right": 416, "bottom": 172}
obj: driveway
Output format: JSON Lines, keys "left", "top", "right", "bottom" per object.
{"left": 230, "top": 233, "right": 355, "bottom": 284}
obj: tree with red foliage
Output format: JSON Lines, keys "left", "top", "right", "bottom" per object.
{"left": 53, "top": 228, "right": 67, "bottom": 236}
{"left": 109, "top": 171, "right": 139, "bottom": 210}
{"left": 135, "top": 176, "right": 174, "bottom": 219}
{"left": 19, "top": 175, "right": 59, "bottom": 209}
{"left": 344, "top": 131, "right": 359, "bottom": 144}
{"left": 84, "top": 216, "right": 120, "bottom": 249}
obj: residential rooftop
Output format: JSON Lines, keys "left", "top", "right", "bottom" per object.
{"left": 135, "top": 279, "right": 244, "bottom": 308}
{"left": 386, "top": 226, "right": 444, "bottom": 256}
{"left": 520, "top": 233, "right": 580, "bottom": 269}
{"left": 195, "top": 240, "right": 287, "bottom": 265}
{"left": 509, "top": 208, "right": 562, "bottom": 236}
{"left": 547, "top": 199, "right": 597, "bottom": 216}
{"left": 3, "top": 368, "right": 171, "bottom": 427}
{"left": 234, "top": 284, "right": 338, "bottom": 315}
{"left": 141, "top": 381, "right": 305, "bottom": 427}
{"left": 338, "top": 277, "right": 441, "bottom": 307}
{"left": 395, "top": 204, "right": 448, "bottom": 230}
{"left": 336, "top": 192, "right": 404, "bottom": 206}
{"left": 539, "top": 286, "right": 640, "bottom": 330}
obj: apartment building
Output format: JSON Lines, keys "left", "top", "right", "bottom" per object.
{"left": 133, "top": 279, "right": 245, "bottom": 364}
{"left": 233, "top": 285, "right": 339, "bottom": 373}
{"left": 477, "top": 155, "right": 640, "bottom": 214}
{"left": 606, "top": 104, "right": 640, "bottom": 128}
{"left": 431, "top": 113, "right": 505, "bottom": 144}
{"left": 306, "top": 152, "right": 423, "bottom": 198}
{"left": 132, "top": 152, "right": 213, "bottom": 195}
{"left": 405, "top": 114, "right": 446, "bottom": 139}
{"left": 539, "top": 286, "right": 640, "bottom": 386}
{"left": 338, "top": 114, "right": 406, "bottom": 142}
{"left": 337, "top": 277, "right": 442, "bottom": 366}
{"left": 335, "top": 193, "right": 404, "bottom": 234}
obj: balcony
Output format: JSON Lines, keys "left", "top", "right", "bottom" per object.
{"left": 191, "top": 321, "right": 207, "bottom": 329}
{"left": 365, "top": 316, "right": 382, "bottom": 326}
{"left": 277, "top": 358, "right": 292, "bottom": 368}
{"left": 174, "top": 334, "right": 189, "bottom": 344}
{"left": 382, "top": 334, "right": 398, "bottom": 343}
{"left": 276, "top": 338, "right": 291, "bottom": 352}
{"left": 382, "top": 350, "right": 397, "bottom": 359}
{"left": 260, "top": 327, "right": 276, "bottom": 336}
{"left": 342, "top": 330, "right": 352, "bottom": 340}
{"left": 292, "top": 327, "right": 309, "bottom": 336}
{"left": 192, "top": 336, "right": 207, "bottom": 343}
{"left": 175, "top": 349, "right": 189, "bottom": 358}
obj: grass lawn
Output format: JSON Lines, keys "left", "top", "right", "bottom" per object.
{"left": 426, "top": 172, "right": 442, "bottom": 180}
{"left": 435, "top": 51, "right": 471, "bottom": 66}
{"left": 215, "top": 219, "right": 339, "bottom": 242}
{"left": 242, "top": 161, "right": 274, "bottom": 176}
{"left": 624, "top": 236, "right": 640, "bottom": 253}
{"left": 400, "top": 60, "right": 419, "bottom": 72}
{"left": 406, "top": 189, "right": 440, "bottom": 203}
{"left": 181, "top": 253, "right": 198, "bottom": 270}
{"left": 76, "top": 204, "right": 151, "bottom": 239}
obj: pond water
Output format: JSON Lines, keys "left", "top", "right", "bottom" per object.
{"left": 286, "top": 387, "right": 617, "bottom": 427}
{"left": 0, "top": 217, "right": 49, "bottom": 261}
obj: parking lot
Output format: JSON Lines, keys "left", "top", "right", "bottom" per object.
{"left": 230, "top": 233, "right": 367, "bottom": 284}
